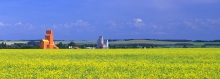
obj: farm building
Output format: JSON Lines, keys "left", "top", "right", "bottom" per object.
{"left": 97, "top": 36, "right": 108, "bottom": 49}
{"left": 40, "top": 30, "right": 59, "bottom": 49}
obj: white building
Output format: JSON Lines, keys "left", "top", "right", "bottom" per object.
{"left": 104, "top": 39, "right": 108, "bottom": 48}
{"left": 97, "top": 36, "right": 108, "bottom": 49}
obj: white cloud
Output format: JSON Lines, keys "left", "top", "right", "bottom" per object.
{"left": 134, "top": 23, "right": 145, "bottom": 27}
{"left": 108, "top": 21, "right": 117, "bottom": 27}
{"left": 64, "top": 24, "right": 71, "bottom": 28}
{"left": 134, "top": 18, "right": 143, "bottom": 23}
{"left": 24, "top": 23, "right": 34, "bottom": 30}
{"left": 56, "top": 20, "right": 91, "bottom": 30}
{"left": 105, "top": 20, "right": 120, "bottom": 29}
{"left": 0, "top": 18, "right": 219, "bottom": 38}
{"left": 183, "top": 21, "right": 198, "bottom": 29}
{"left": 75, "top": 20, "right": 89, "bottom": 26}
{"left": 147, "top": 24, "right": 169, "bottom": 35}
{"left": 195, "top": 19, "right": 202, "bottom": 23}
{"left": 133, "top": 18, "right": 145, "bottom": 27}
{"left": 151, "top": 24, "right": 164, "bottom": 30}
{"left": 0, "top": 22, "right": 5, "bottom": 26}
{"left": 15, "top": 22, "right": 22, "bottom": 25}
{"left": 206, "top": 19, "right": 220, "bottom": 24}
{"left": 47, "top": 20, "right": 91, "bottom": 29}
{"left": 52, "top": 25, "right": 58, "bottom": 29}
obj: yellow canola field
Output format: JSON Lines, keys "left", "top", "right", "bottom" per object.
{"left": 0, "top": 48, "right": 220, "bottom": 78}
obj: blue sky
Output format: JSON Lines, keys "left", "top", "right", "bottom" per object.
{"left": 0, "top": 0, "right": 220, "bottom": 40}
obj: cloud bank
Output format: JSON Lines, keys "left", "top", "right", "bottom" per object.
{"left": 0, "top": 18, "right": 220, "bottom": 40}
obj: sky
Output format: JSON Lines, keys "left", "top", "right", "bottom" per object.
{"left": 0, "top": 0, "right": 220, "bottom": 40}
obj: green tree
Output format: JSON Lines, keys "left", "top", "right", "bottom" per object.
{"left": 0, "top": 42, "right": 2, "bottom": 48}
{"left": 183, "top": 44, "right": 187, "bottom": 48}
{"left": 56, "top": 42, "right": 66, "bottom": 48}
{"left": 4, "top": 43, "right": 7, "bottom": 48}
{"left": 0, "top": 42, "right": 7, "bottom": 48}
{"left": 68, "top": 42, "right": 76, "bottom": 46}
{"left": 151, "top": 44, "right": 155, "bottom": 48}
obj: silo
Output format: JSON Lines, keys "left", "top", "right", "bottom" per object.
{"left": 97, "top": 36, "right": 104, "bottom": 48}
{"left": 104, "top": 39, "right": 109, "bottom": 49}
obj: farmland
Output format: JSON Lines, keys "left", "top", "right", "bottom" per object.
{"left": 0, "top": 49, "right": 220, "bottom": 78}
